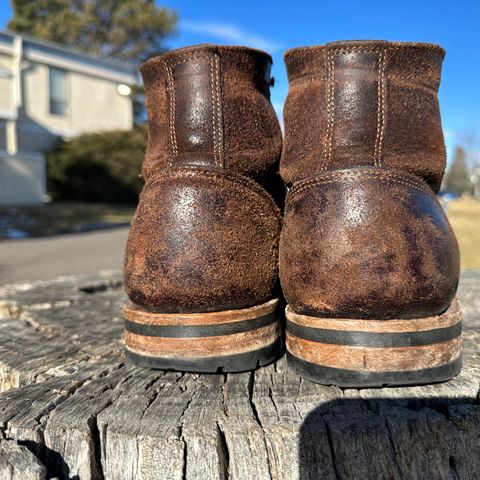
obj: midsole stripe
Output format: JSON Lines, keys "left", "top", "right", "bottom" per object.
{"left": 286, "top": 320, "right": 462, "bottom": 347}
{"left": 126, "top": 312, "right": 277, "bottom": 338}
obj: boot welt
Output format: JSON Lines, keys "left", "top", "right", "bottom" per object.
{"left": 124, "top": 298, "right": 282, "bottom": 373}
{"left": 285, "top": 298, "right": 462, "bottom": 388}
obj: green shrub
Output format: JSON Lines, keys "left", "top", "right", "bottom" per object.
{"left": 47, "top": 127, "right": 147, "bottom": 203}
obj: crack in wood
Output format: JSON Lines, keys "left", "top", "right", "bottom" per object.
{"left": 178, "top": 390, "right": 195, "bottom": 480}
{"left": 216, "top": 422, "right": 230, "bottom": 480}
{"left": 220, "top": 374, "right": 229, "bottom": 417}
{"left": 247, "top": 371, "right": 263, "bottom": 428}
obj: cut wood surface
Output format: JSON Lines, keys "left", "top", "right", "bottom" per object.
{"left": 0, "top": 270, "right": 478, "bottom": 479}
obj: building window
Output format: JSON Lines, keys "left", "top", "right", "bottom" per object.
{"left": 49, "top": 67, "right": 68, "bottom": 116}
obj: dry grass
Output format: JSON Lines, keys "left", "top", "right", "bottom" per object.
{"left": 445, "top": 198, "right": 480, "bottom": 269}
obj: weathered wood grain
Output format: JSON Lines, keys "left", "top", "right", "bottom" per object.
{"left": 0, "top": 270, "right": 478, "bottom": 479}
{"left": 0, "top": 439, "right": 47, "bottom": 480}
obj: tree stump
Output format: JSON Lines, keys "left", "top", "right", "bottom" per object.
{"left": 0, "top": 270, "right": 478, "bottom": 479}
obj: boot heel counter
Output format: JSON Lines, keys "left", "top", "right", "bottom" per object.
{"left": 125, "top": 168, "right": 281, "bottom": 312}
{"left": 280, "top": 167, "right": 460, "bottom": 319}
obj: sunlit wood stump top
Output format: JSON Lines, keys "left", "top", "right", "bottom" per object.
{"left": 0, "top": 271, "right": 479, "bottom": 479}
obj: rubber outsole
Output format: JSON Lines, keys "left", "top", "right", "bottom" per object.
{"left": 287, "top": 352, "right": 462, "bottom": 388}
{"left": 126, "top": 337, "right": 283, "bottom": 373}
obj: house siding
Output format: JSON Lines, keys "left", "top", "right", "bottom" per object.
{"left": 0, "top": 31, "right": 138, "bottom": 205}
{"left": 0, "top": 153, "right": 46, "bottom": 205}
{"left": 0, "top": 52, "right": 14, "bottom": 115}
{"left": 18, "top": 61, "right": 134, "bottom": 152}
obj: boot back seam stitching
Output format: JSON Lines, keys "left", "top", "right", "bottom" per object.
{"left": 374, "top": 48, "right": 387, "bottom": 167}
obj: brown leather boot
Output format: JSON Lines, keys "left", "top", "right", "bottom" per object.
{"left": 124, "top": 45, "right": 283, "bottom": 372}
{"left": 280, "top": 40, "right": 462, "bottom": 387}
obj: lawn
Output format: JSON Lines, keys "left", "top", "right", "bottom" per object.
{"left": 0, "top": 202, "right": 135, "bottom": 239}
{"left": 446, "top": 197, "right": 480, "bottom": 269}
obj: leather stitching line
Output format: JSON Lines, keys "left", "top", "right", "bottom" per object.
{"left": 327, "top": 50, "right": 335, "bottom": 168}
{"left": 324, "top": 46, "right": 386, "bottom": 53}
{"left": 288, "top": 171, "right": 432, "bottom": 201}
{"left": 288, "top": 177, "right": 431, "bottom": 206}
{"left": 373, "top": 50, "right": 382, "bottom": 166}
{"left": 164, "top": 53, "right": 214, "bottom": 64}
{"left": 146, "top": 168, "right": 281, "bottom": 218}
{"left": 165, "top": 62, "right": 177, "bottom": 167}
{"left": 374, "top": 48, "right": 387, "bottom": 167}
{"left": 210, "top": 57, "right": 218, "bottom": 167}
{"left": 322, "top": 49, "right": 335, "bottom": 171}
{"left": 378, "top": 48, "right": 387, "bottom": 166}
{"left": 323, "top": 45, "right": 441, "bottom": 53}
{"left": 292, "top": 169, "right": 431, "bottom": 191}
{"left": 284, "top": 43, "right": 443, "bottom": 57}
{"left": 321, "top": 49, "right": 329, "bottom": 169}
{"left": 213, "top": 54, "right": 223, "bottom": 168}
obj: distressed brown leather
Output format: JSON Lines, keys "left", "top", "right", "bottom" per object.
{"left": 281, "top": 167, "right": 459, "bottom": 319}
{"left": 125, "top": 45, "right": 282, "bottom": 313}
{"left": 140, "top": 44, "right": 282, "bottom": 181}
{"left": 281, "top": 40, "right": 446, "bottom": 191}
{"left": 280, "top": 41, "right": 460, "bottom": 320}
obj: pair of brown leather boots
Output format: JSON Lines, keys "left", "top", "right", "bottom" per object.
{"left": 123, "top": 40, "right": 462, "bottom": 388}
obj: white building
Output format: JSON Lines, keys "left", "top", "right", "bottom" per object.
{"left": 0, "top": 30, "right": 138, "bottom": 205}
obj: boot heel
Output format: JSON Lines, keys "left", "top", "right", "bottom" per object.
{"left": 124, "top": 298, "right": 282, "bottom": 373}
{"left": 286, "top": 298, "right": 462, "bottom": 388}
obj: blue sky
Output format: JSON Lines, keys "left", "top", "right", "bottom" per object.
{"left": 1, "top": 0, "right": 479, "bottom": 161}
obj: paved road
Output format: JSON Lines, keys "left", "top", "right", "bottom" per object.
{"left": 0, "top": 227, "right": 129, "bottom": 285}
